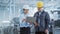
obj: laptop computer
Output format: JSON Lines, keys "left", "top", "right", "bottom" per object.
{"left": 26, "top": 17, "right": 36, "bottom": 23}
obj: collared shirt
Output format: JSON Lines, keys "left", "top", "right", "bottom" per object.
{"left": 19, "top": 13, "right": 30, "bottom": 27}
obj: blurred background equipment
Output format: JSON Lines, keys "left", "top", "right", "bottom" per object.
{"left": 51, "top": 9, "right": 60, "bottom": 34}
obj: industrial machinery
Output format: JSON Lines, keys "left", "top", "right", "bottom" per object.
{"left": 52, "top": 9, "right": 60, "bottom": 34}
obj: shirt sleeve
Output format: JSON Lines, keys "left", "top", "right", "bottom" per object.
{"left": 34, "top": 13, "right": 38, "bottom": 23}
{"left": 45, "top": 12, "right": 50, "bottom": 29}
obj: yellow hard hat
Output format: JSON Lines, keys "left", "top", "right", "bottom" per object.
{"left": 36, "top": 1, "right": 44, "bottom": 7}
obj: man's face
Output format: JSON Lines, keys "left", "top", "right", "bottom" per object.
{"left": 23, "top": 9, "right": 29, "bottom": 14}
{"left": 37, "top": 7, "right": 42, "bottom": 11}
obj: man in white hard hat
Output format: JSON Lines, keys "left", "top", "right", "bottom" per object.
{"left": 20, "top": 5, "right": 30, "bottom": 34}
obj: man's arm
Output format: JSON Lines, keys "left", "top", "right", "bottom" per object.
{"left": 45, "top": 12, "right": 50, "bottom": 34}
{"left": 34, "top": 13, "right": 38, "bottom": 26}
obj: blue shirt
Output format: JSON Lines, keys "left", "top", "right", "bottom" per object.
{"left": 19, "top": 13, "right": 30, "bottom": 27}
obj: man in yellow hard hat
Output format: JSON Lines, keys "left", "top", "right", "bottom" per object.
{"left": 34, "top": 1, "right": 50, "bottom": 34}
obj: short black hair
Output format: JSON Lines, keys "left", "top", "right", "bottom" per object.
{"left": 23, "top": 9, "right": 25, "bottom": 10}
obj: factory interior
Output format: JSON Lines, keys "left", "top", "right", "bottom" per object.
{"left": 0, "top": 0, "right": 60, "bottom": 34}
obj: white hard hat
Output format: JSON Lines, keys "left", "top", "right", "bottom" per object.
{"left": 23, "top": 5, "right": 29, "bottom": 9}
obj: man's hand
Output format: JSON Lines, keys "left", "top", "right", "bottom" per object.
{"left": 28, "top": 21, "right": 32, "bottom": 24}
{"left": 22, "top": 19, "right": 26, "bottom": 22}
{"left": 45, "top": 29, "right": 48, "bottom": 34}
{"left": 34, "top": 22, "right": 38, "bottom": 26}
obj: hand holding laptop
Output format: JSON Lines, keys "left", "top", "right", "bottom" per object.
{"left": 22, "top": 19, "right": 26, "bottom": 22}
